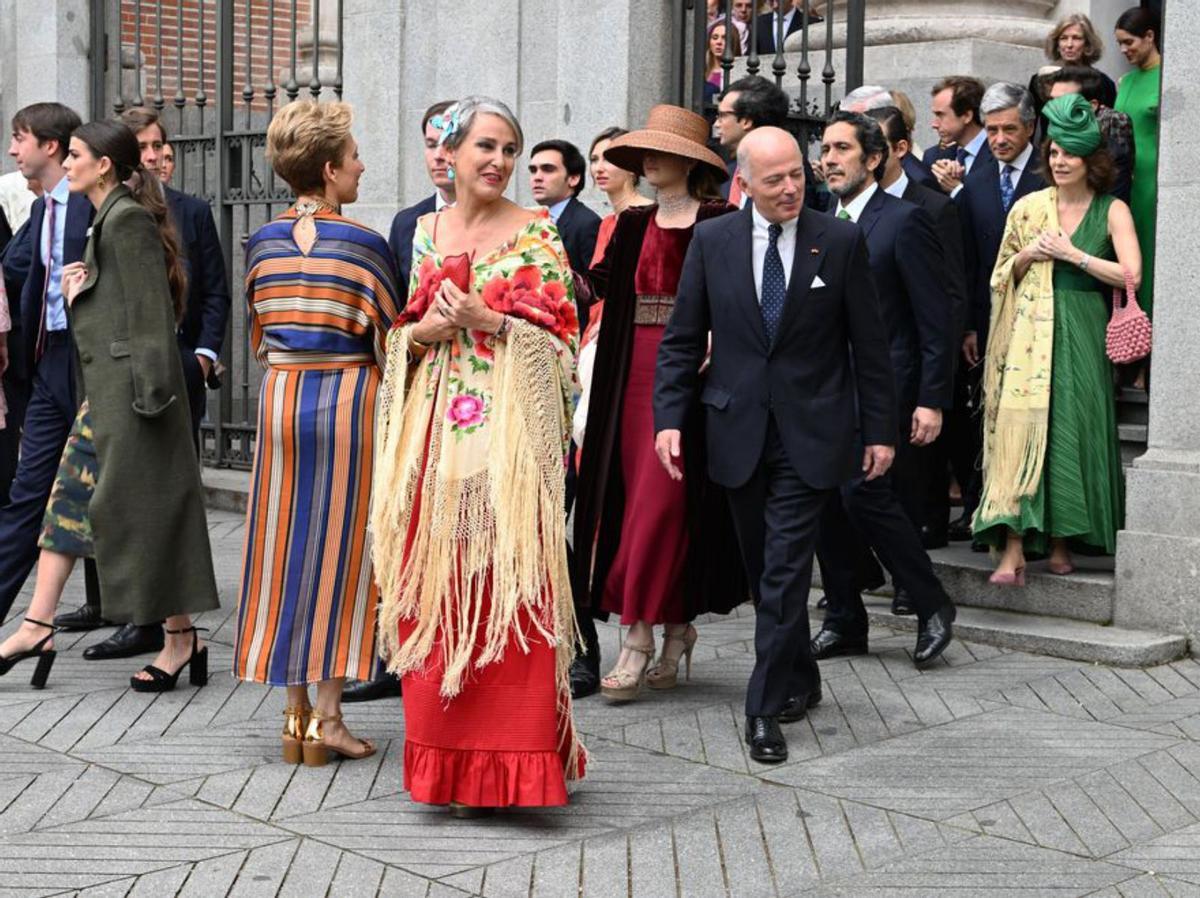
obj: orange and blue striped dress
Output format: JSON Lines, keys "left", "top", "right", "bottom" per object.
{"left": 234, "top": 209, "right": 399, "bottom": 685}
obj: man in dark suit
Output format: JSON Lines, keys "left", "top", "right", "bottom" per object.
{"left": 1, "top": 213, "right": 34, "bottom": 507}
{"left": 809, "top": 111, "right": 957, "bottom": 665}
{"left": 953, "top": 83, "right": 1045, "bottom": 535}
{"left": 53, "top": 107, "right": 234, "bottom": 657}
{"left": 388, "top": 100, "right": 457, "bottom": 299}
{"left": 341, "top": 100, "right": 458, "bottom": 704}
{"left": 528, "top": 139, "right": 600, "bottom": 326}
{"left": 0, "top": 103, "right": 94, "bottom": 627}
{"left": 754, "top": 0, "right": 819, "bottom": 55}
{"left": 871, "top": 105, "right": 969, "bottom": 552}
{"left": 925, "top": 76, "right": 992, "bottom": 196}
{"left": 654, "top": 126, "right": 897, "bottom": 763}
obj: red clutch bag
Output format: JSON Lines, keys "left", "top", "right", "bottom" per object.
{"left": 441, "top": 252, "right": 473, "bottom": 293}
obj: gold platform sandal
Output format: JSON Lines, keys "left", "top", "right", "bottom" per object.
{"left": 301, "top": 710, "right": 377, "bottom": 767}
{"left": 646, "top": 624, "right": 698, "bottom": 691}
{"left": 282, "top": 704, "right": 311, "bottom": 764}
{"left": 599, "top": 639, "right": 655, "bottom": 702}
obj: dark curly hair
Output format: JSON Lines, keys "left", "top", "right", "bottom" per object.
{"left": 1040, "top": 138, "right": 1116, "bottom": 195}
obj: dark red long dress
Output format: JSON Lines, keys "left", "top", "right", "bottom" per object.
{"left": 599, "top": 219, "right": 694, "bottom": 625}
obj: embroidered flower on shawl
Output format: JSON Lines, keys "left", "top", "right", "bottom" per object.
{"left": 396, "top": 256, "right": 445, "bottom": 326}
{"left": 446, "top": 391, "right": 487, "bottom": 433}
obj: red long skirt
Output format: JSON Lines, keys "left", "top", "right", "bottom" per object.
{"left": 600, "top": 325, "right": 690, "bottom": 625}
{"left": 399, "top": 592, "right": 585, "bottom": 808}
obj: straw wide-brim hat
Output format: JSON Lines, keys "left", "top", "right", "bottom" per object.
{"left": 604, "top": 104, "right": 729, "bottom": 182}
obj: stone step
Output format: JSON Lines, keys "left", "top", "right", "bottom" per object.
{"left": 202, "top": 468, "right": 251, "bottom": 514}
{"left": 1121, "top": 421, "right": 1149, "bottom": 466}
{"left": 860, "top": 596, "right": 1187, "bottom": 668}
{"left": 925, "top": 543, "right": 1115, "bottom": 624}
{"left": 1117, "top": 386, "right": 1149, "bottom": 425}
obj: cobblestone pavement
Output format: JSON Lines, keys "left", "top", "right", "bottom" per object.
{"left": 3, "top": 511, "right": 1200, "bottom": 897}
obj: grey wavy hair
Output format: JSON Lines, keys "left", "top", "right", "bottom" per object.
{"left": 980, "top": 82, "right": 1036, "bottom": 126}
{"left": 842, "top": 85, "right": 893, "bottom": 112}
{"left": 440, "top": 95, "right": 525, "bottom": 155}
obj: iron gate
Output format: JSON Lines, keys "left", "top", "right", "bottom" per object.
{"left": 90, "top": 0, "right": 344, "bottom": 469}
{"left": 673, "top": 0, "right": 867, "bottom": 149}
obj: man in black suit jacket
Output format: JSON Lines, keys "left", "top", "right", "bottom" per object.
{"left": 528, "top": 139, "right": 600, "bottom": 328}
{"left": 1, "top": 216, "right": 33, "bottom": 506}
{"left": 753, "top": 1, "right": 819, "bottom": 55}
{"left": 0, "top": 103, "right": 94, "bottom": 626}
{"left": 951, "top": 84, "right": 1045, "bottom": 530}
{"left": 925, "top": 76, "right": 992, "bottom": 196}
{"left": 810, "top": 111, "right": 957, "bottom": 666}
{"left": 654, "top": 127, "right": 896, "bottom": 763}
{"left": 872, "top": 106, "right": 969, "bottom": 551}
{"left": 388, "top": 100, "right": 457, "bottom": 302}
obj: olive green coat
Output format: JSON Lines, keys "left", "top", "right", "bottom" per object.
{"left": 68, "top": 186, "right": 219, "bottom": 625}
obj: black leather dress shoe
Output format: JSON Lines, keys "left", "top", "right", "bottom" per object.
{"left": 891, "top": 588, "right": 916, "bottom": 616}
{"left": 342, "top": 671, "right": 402, "bottom": 702}
{"left": 779, "top": 685, "right": 823, "bottom": 723}
{"left": 810, "top": 627, "right": 869, "bottom": 661}
{"left": 83, "top": 623, "right": 163, "bottom": 660}
{"left": 914, "top": 603, "right": 956, "bottom": 665}
{"left": 947, "top": 513, "right": 973, "bottom": 542}
{"left": 745, "top": 716, "right": 788, "bottom": 763}
{"left": 53, "top": 603, "right": 113, "bottom": 631}
{"left": 570, "top": 656, "right": 600, "bottom": 700}
{"left": 920, "top": 526, "right": 949, "bottom": 551}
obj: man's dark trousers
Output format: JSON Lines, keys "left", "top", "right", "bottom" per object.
{"left": 727, "top": 418, "right": 827, "bottom": 717}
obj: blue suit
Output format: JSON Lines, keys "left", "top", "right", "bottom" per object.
{"left": 0, "top": 191, "right": 94, "bottom": 621}
{"left": 166, "top": 186, "right": 231, "bottom": 435}
{"left": 901, "top": 153, "right": 939, "bottom": 192}
{"left": 388, "top": 194, "right": 438, "bottom": 307}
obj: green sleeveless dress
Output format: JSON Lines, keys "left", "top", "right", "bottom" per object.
{"left": 976, "top": 193, "right": 1125, "bottom": 555}
{"left": 1115, "top": 63, "right": 1159, "bottom": 315}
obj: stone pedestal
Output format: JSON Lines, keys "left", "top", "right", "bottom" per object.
{"left": 342, "top": 0, "right": 673, "bottom": 232}
{"left": 1113, "top": 2, "right": 1200, "bottom": 642}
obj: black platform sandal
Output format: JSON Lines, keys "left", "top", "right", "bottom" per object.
{"left": 0, "top": 618, "right": 58, "bottom": 689}
{"left": 129, "top": 626, "right": 208, "bottom": 693}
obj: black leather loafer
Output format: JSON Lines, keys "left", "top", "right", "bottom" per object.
{"left": 914, "top": 603, "right": 956, "bottom": 665}
{"left": 779, "top": 686, "right": 823, "bottom": 723}
{"left": 342, "top": 672, "right": 402, "bottom": 703}
{"left": 83, "top": 623, "right": 164, "bottom": 660}
{"left": 810, "top": 627, "right": 869, "bottom": 661}
{"left": 53, "top": 604, "right": 113, "bottom": 632}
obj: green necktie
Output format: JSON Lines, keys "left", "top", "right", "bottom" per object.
{"left": 837, "top": 209, "right": 851, "bottom": 221}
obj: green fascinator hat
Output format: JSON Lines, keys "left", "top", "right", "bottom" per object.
{"left": 1043, "top": 93, "right": 1102, "bottom": 156}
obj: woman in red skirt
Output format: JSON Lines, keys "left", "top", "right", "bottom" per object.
{"left": 573, "top": 105, "right": 745, "bottom": 703}
{"left": 372, "top": 96, "right": 584, "bottom": 815}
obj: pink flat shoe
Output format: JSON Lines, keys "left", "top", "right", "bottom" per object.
{"left": 989, "top": 567, "right": 1026, "bottom": 587}
{"left": 1047, "top": 561, "right": 1075, "bottom": 576}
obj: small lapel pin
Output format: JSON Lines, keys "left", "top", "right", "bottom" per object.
{"left": 86, "top": 227, "right": 94, "bottom": 237}
{"left": 810, "top": 247, "right": 820, "bottom": 255}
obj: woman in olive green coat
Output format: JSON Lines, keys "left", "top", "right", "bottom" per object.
{"left": 0, "top": 120, "right": 218, "bottom": 693}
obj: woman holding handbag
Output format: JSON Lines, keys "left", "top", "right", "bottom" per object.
{"left": 974, "top": 94, "right": 1142, "bottom": 584}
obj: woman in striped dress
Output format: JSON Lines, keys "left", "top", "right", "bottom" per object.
{"left": 235, "top": 101, "right": 399, "bottom": 766}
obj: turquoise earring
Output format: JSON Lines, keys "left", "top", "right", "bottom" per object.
{"left": 447, "top": 166, "right": 455, "bottom": 181}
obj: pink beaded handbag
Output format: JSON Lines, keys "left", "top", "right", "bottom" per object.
{"left": 1106, "top": 267, "right": 1152, "bottom": 364}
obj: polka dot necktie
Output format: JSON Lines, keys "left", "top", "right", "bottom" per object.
{"left": 761, "top": 223, "right": 786, "bottom": 344}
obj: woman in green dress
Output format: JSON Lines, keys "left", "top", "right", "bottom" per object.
{"left": 1114, "top": 6, "right": 1161, "bottom": 317}
{"left": 975, "top": 95, "right": 1142, "bottom": 585}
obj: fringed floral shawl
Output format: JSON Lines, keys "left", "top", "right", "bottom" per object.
{"left": 976, "top": 187, "right": 1059, "bottom": 522}
{"left": 371, "top": 210, "right": 580, "bottom": 705}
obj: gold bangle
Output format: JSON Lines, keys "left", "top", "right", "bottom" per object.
{"left": 409, "top": 332, "right": 430, "bottom": 351}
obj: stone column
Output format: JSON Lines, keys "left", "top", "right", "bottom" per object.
{"left": 1112, "top": 2, "right": 1200, "bottom": 639}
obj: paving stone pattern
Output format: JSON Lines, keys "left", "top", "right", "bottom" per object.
{"left": 2, "top": 511, "right": 1200, "bottom": 896}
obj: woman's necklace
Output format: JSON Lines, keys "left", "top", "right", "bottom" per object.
{"left": 656, "top": 190, "right": 698, "bottom": 217}
{"left": 295, "top": 196, "right": 340, "bottom": 216}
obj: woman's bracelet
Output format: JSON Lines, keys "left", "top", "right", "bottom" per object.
{"left": 493, "top": 314, "right": 512, "bottom": 340}
{"left": 1078, "top": 253, "right": 1091, "bottom": 272}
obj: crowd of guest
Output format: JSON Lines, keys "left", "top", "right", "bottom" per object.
{"left": 0, "top": 1, "right": 1165, "bottom": 821}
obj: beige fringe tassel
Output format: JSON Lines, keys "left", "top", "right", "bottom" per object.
{"left": 370, "top": 323, "right": 582, "bottom": 774}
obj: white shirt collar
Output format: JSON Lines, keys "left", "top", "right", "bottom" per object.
{"left": 48, "top": 176, "right": 70, "bottom": 205}
{"left": 834, "top": 181, "right": 879, "bottom": 223}
{"left": 964, "top": 128, "right": 987, "bottom": 159}
{"left": 1001, "top": 142, "right": 1034, "bottom": 177}
{"left": 751, "top": 202, "right": 798, "bottom": 237}
{"left": 883, "top": 170, "right": 909, "bottom": 199}
{"left": 434, "top": 190, "right": 452, "bottom": 211}
{"left": 547, "top": 197, "right": 571, "bottom": 223}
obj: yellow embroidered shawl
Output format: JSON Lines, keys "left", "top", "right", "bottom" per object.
{"left": 371, "top": 213, "right": 580, "bottom": 701}
{"left": 976, "top": 187, "right": 1058, "bottom": 521}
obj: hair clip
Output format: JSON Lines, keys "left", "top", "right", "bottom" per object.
{"left": 431, "top": 108, "right": 462, "bottom": 147}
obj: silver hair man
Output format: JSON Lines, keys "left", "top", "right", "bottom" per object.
{"left": 979, "top": 82, "right": 1037, "bottom": 126}
{"left": 842, "top": 85, "right": 894, "bottom": 113}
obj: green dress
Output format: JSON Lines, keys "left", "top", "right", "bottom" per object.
{"left": 975, "top": 194, "right": 1125, "bottom": 555}
{"left": 1115, "top": 63, "right": 1160, "bottom": 315}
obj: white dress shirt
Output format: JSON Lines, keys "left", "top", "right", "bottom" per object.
{"left": 751, "top": 204, "right": 798, "bottom": 303}
{"left": 833, "top": 181, "right": 879, "bottom": 224}
{"left": 998, "top": 141, "right": 1034, "bottom": 184}
{"left": 883, "top": 170, "right": 910, "bottom": 199}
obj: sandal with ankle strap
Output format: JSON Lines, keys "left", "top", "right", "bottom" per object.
{"left": 282, "top": 704, "right": 312, "bottom": 764}
{"left": 302, "top": 710, "right": 377, "bottom": 767}
{"left": 600, "top": 640, "right": 655, "bottom": 702}
{"left": 129, "top": 626, "right": 208, "bottom": 693}
{"left": 0, "top": 618, "right": 58, "bottom": 689}
{"left": 647, "top": 625, "right": 698, "bottom": 691}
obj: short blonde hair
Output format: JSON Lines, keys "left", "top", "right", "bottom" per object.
{"left": 890, "top": 89, "right": 917, "bottom": 134}
{"left": 1046, "top": 14, "right": 1104, "bottom": 65}
{"left": 265, "top": 100, "right": 353, "bottom": 194}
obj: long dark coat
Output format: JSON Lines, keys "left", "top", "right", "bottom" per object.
{"left": 572, "top": 202, "right": 748, "bottom": 620}
{"left": 68, "top": 187, "right": 218, "bottom": 625}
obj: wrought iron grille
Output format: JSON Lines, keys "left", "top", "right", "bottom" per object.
{"left": 673, "top": 0, "right": 866, "bottom": 149}
{"left": 91, "top": 0, "right": 344, "bottom": 469}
